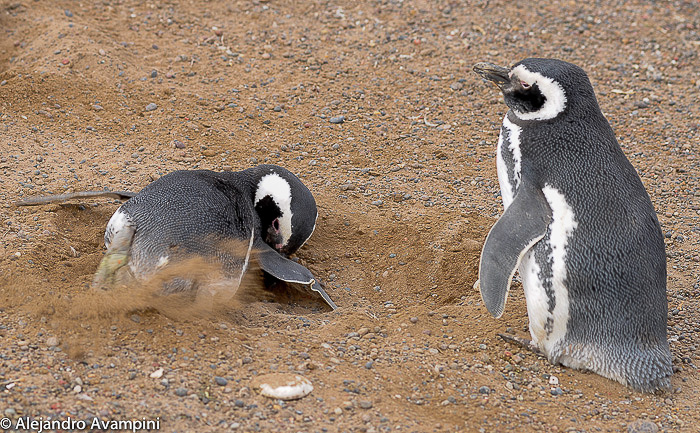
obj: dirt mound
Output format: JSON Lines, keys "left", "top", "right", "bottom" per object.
{"left": 1, "top": 0, "right": 699, "bottom": 431}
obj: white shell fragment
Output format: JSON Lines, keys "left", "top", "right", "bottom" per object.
{"left": 251, "top": 373, "right": 313, "bottom": 401}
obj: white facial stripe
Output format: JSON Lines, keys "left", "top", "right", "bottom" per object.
{"left": 511, "top": 65, "right": 567, "bottom": 121}
{"left": 255, "top": 173, "right": 293, "bottom": 246}
{"left": 541, "top": 185, "right": 577, "bottom": 349}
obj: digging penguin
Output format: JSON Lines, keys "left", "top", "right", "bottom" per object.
{"left": 473, "top": 58, "right": 671, "bottom": 392}
{"left": 17, "top": 164, "right": 337, "bottom": 310}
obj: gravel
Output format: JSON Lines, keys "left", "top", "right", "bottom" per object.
{"left": 1, "top": 1, "right": 698, "bottom": 432}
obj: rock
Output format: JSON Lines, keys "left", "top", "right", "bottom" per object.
{"left": 478, "top": 386, "right": 490, "bottom": 395}
{"left": 149, "top": 368, "right": 164, "bottom": 379}
{"left": 173, "top": 139, "right": 185, "bottom": 149}
{"left": 627, "top": 420, "right": 659, "bottom": 433}
{"left": 64, "top": 9, "right": 73, "bottom": 17}
{"left": 145, "top": 103, "right": 158, "bottom": 112}
{"left": 251, "top": 373, "right": 313, "bottom": 400}
{"left": 358, "top": 400, "right": 373, "bottom": 409}
{"left": 175, "top": 387, "right": 188, "bottom": 397}
{"left": 450, "top": 82, "right": 464, "bottom": 91}
{"left": 215, "top": 376, "right": 228, "bottom": 386}
{"left": 550, "top": 387, "right": 563, "bottom": 396}
{"left": 548, "top": 375, "right": 559, "bottom": 385}
{"left": 329, "top": 115, "right": 345, "bottom": 124}
{"left": 46, "top": 336, "right": 59, "bottom": 347}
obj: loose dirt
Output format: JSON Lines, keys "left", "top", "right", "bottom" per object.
{"left": 1, "top": 0, "right": 699, "bottom": 432}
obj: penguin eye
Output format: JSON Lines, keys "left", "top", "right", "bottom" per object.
{"left": 272, "top": 218, "right": 280, "bottom": 232}
{"left": 521, "top": 81, "right": 531, "bottom": 89}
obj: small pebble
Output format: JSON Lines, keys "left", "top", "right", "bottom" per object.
{"left": 627, "top": 420, "right": 659, "bottom": 433}
{"left": 329, "top": 115, "right": 345, "bottom": 124}
{"left": 175, "top": 387, "right": 188, "bottom": 397}
{"left": 46, "top": 336, "right": 59, "bottom": 347}
{"left": 358, "top": 400, "right": 373, "bottom": 409}
{"left": 215, "top": 376, "right": 228, "bottom": 386}
{"left": 478, "top": 386, "right": 490, "bottom": 395}
{"left": 550, "top": 387, "right": 563, "bottom": 396}
{"left": 145, "top": 103, "right": 157, "bottom": 112}
{"left": 64, "top": 9, "right": 73, "bottom": 17}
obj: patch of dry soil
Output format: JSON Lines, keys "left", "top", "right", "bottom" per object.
{"left": 1, "top": 0, "right": 699, "bottom": 431}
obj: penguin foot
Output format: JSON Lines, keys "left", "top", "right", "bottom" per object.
{"left": 497, "top": 333, "right": 544, "bottom": 357}
{"left": 91, "top": 252, "right": 131, "bottom": 290}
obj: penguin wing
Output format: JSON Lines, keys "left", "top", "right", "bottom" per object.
{"left": 14, "top": 190, "right": 137, "bottom": 206}
{"left": 255, "top": 239, "right": 337, "bottom": 310}
{"left": 479, "top": 180, "right": 552, "bottom": 318}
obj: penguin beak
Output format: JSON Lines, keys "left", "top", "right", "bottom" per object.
{"left": 473, "top": 63, "right": 511, "bottom": 88}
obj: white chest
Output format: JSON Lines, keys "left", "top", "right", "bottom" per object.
{"left": 521, "top": 185, "right": 578, "bottom": 356}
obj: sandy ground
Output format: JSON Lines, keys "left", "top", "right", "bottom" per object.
{"left": 1, "top": 0, "right": 699, "bottom": 432}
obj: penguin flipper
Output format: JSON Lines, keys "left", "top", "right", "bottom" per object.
{"left": 255, "top": 242, "right": 337, "bottom": 310}
{"left": 479, "top": 180, "right": 551, "bottom": 318}
{"left": 14, "top": 190, "right": 137, "bottom": 206}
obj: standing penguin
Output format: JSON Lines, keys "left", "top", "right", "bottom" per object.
{"left": 16, "top": 165, "right": 336, "bottom": 309}
{"left": 473, "top": 58, "right": 671, "bottom": 392}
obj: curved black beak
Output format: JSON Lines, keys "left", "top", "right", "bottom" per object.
{"left": 473, "top": 62, "right": 510, "bottom": 87}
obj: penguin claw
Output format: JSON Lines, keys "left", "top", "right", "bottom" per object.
{"left": 497, "top": 333, "right": 544, "bottom": 357}
{"left": 91, "top": 252, "right": 132, "bottom": 290}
